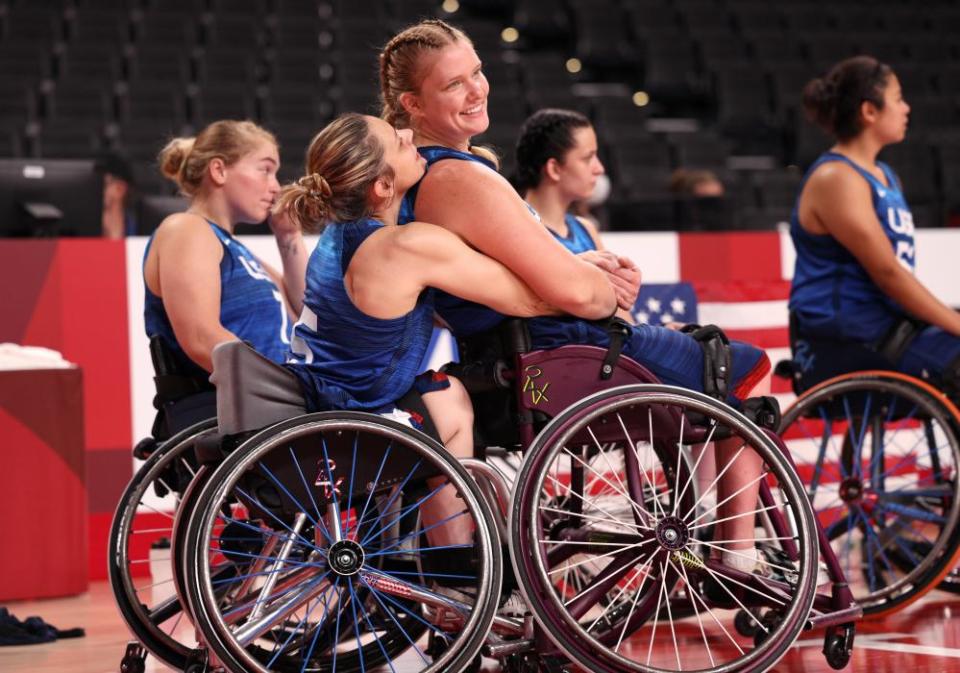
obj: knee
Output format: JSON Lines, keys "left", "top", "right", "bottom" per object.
{"left": 445, "top": 376, "right": 474, "bottom": 430}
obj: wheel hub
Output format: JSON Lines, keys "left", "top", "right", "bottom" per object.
{"left": 839, "top": 477, "right": 864, "bottom": 503}
{"left": 655, "top": 516, "right": 690, "bottom": 551}
{"left": 328, "top": 539, "right": 365, "bottom": 576}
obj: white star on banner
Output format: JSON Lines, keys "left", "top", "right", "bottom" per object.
{"left": 670, "top": 298, "right": 686, "bottom": 314}
{"left": 646, "top": 297, "right": 661, "bottom": 313}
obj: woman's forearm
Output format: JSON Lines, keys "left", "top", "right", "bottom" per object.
{"left": 874, "top": 265, "right": 960, "bottom": 336}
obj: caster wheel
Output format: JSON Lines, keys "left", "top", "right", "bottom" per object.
{"left": 823, "top": 623, "right": 855, "bottom": 670}
{"left": 119, "top": 656, "right": 145, "bottom": 673}
{"left": 753, "top": 610, "right": 783, "bottom": 648}
{"left": 824, "top": 634, "right": 851, "bottom": 670}
{"left": 734, "top": 608, "right": 763, "bottom": 637}
{"left": 119, "top": 642, "right": 146, "bottom": 673}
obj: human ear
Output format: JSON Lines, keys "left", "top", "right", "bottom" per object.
{"left": 399, "top": 92, "right": 420, "bottom": 119}
{"left": 544, "top": 157, "right": 563, "bottom": 183}
{"left": 208, "top": 157, "right": 227, "bottom": 186}
{"left": 860, "top": 100, "right": 880, "bottom": 125}
{"left": 372, "top": 175, "right": 395, "bottom": 202}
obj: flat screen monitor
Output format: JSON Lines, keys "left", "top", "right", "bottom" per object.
{"left": 136, "top": 194, "right": 189, "bottom": 236}
{"left": 0, "top": 158, "right": 104, "bottom": 237}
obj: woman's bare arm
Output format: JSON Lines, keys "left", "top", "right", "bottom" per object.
{"left": 415, "top": 160, "right": 617, "bottom": 319}
{"left": 152, "top": 214, "right": 237, "bottom": 372}
{"left": 805, "top": 164, "right": 960, "bottom": 336}
{"left": 396, "top": 222, "right": 562, "bottom": 317}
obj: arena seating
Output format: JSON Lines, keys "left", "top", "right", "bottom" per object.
{"left": 0, "top": 0, "right": 957, "bottom": 230}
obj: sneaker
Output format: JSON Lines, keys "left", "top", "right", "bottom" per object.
{"left": 497, "top": 590, "right": 528, "bottom": 617}
{"left": 756, "top": 544, "right": 830, "bottom": 587}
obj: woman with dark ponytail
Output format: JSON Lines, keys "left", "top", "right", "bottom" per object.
{"left": 789, "top": 56, "right": 960, "bottom": 390}
{"left": 513, "top": 108, "right": 606, "bottom": 255}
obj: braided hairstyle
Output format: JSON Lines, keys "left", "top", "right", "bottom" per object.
{"left": 379, "top": 19, "right": 499, "bottom": 167}
{"left": 158, "top": 120, "right": 276, "bottom": 197}
{"left": 513, "top": 108, "right": 592, "bottom": 194}
{"left": 274, "top": 114, "right": 394, "bottom": 233}
{"left": 803, "top": 55, "right": 893, "bottom": 141}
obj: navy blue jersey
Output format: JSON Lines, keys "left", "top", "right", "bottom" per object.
{"left": 547, "top": 212, "right": 597, "bottom": 254}
{"left": 400, "top": 146, "right": 508, "bottom": 336}
{"left": 285, "top": 218, "right": 437, "bottom": 412}
{"left": 789, "top": 152, "right": 916, "bottom": 341}
{"left": 144, "top": 220, "right": 290, "bottom": 377}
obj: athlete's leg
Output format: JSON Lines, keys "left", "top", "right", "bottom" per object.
{"left": 419, "top": 376, "right": 476, "bottom": 547}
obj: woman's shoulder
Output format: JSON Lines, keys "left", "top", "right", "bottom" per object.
{"left": 805, "top": 159, "right": 870, "bottom": 197}
{"left": 152, "top": 212, "right": 222, "bottom": 252}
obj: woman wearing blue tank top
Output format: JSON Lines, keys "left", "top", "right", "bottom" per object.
{"left": 276, "top": 113, "right": 556, "bottom": 560}
{"left": 380, "top": 19, "right": 777, "bottom": 576}
{"left": 144, "top": 120, "right": 308, "bottom": 377}
{"left": 790, "top": 56, "right": 960, "bottom": 391}
{"left": 514, "top": 107, "right": 641, "bottom": 325}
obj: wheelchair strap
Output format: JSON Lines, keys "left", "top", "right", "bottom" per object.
{"left": 600, "top": 317, "right": 632, "bottom": 380}
{"left": 740, "top": 396, "right": 781, "bottom": 431}
{"left": 877, "top": 316, "right": 924, "bottom": 365}
{"left": 153, "top": 373, "right": 213, "bottom": 406}
{"left": 683, "top": 324, "right": 731, "bottom": 401}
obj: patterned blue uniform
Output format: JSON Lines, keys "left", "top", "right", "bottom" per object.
{"left": 144, "top": 220, "right": 290, "bottom": 379}
{"left": 285, "top": 218, "right": 440, "bottom": 413}
{"left": 790, "top": 151, "right": 960, "bottom": 382}
{"left": 400, "top": 147, "right": 770, "bottom": 406}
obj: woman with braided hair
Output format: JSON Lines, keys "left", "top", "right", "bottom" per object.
{"left": 380, "top": 19, "right": 779, "bottom": 577}
{"left": 790, "top": 55, "right": 960, "bottom": 391}
{"left": 277, "top": 113, "right": 559, "bottom": 556}
{"left": 146, "top": 119, "right": 307, "bottom": 377}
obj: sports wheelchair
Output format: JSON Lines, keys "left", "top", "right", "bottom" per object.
{"left": 167, "top": 320, "right": 861, "bottom": 673}
{"left": 776, "top": 319, "right": 960, "bottom": 618}
{"left": 109, "top": 337, "right": 220, "bottom": 672}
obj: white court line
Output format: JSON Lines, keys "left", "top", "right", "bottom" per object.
{"left": 793, "top": 632, "right": 960, "bottom": 659}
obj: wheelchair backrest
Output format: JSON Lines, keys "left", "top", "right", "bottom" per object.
{"left": 211, "top": 341, "right": 306, "bottom": 434}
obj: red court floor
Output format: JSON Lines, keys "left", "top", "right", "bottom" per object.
{"left": 2, "top": 580, "right": 960, "bottom": 672}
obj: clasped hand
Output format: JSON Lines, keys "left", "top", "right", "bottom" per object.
{"left": 578, "top": 250, "right": 642, "bottom": 310}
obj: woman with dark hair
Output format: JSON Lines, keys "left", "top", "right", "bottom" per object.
{"left": 514, "top": 108, "right": 606, "bottom": 254}
{"left": 790, "top": 55, "right": 960, "bottom": 390}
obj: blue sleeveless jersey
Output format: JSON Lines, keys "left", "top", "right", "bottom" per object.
{"left": 549, "top": 212, "right": 596, "bottom": 254}
{"left": 400, "top": 146, "right": 510, "bottom": 336}
{"left": 144, "top": 220, "right": 290, "bottom": 377}
{"left": 285, "top": 218, "right": 437, "bottom": 412}
{"left": 789, "top": 152, "right": 916, "bottom": 342}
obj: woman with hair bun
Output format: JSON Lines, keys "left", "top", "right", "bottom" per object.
{"left": 278, "top": 113, "right": 556, "bottom": 556}
{"left": 145, "top": 119, "right": 307, "bottom": 377}
{"left": 790, "top": 56, "right": 960, "bottom": 390}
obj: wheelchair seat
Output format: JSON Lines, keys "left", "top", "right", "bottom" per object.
{"left": 210, "top": 341, "right": 306, "bottom": 435}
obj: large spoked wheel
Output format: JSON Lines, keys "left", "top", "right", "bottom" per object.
{"left": 182, "top": 412, "right": 501, "bottom": 673}
{"left": 780, "top": 372, "right": 960, "bottom": 617}
{"left": 511, "top": 385, "right": 819, "bottom": 673}
{"left": 108, "top": 418, "right": 217, "bottom": 669}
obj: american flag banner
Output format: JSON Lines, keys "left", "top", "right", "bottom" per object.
{"left": 631, "top": 282, "right": 698, "bottom": 326}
